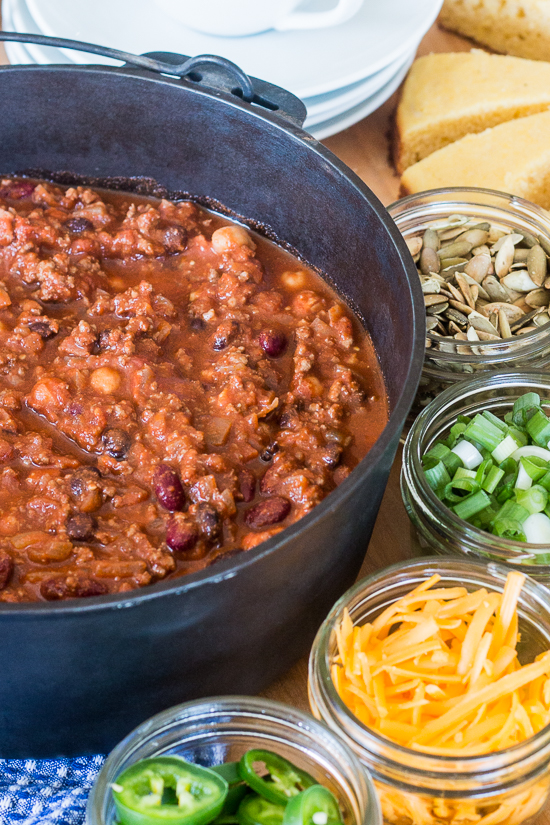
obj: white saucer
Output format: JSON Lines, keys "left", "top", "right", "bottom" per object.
{"left": 309, "top": 48, "right": 414, "bottom": 138}
{"left": 24, "top": 0, "right": 442, "bottom": 98}
{"left": 306, "top": 44, "right": 415, "bottom": 125}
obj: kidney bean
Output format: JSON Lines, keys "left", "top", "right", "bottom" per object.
{"left": 70, "top": 466, "right": 102, "bottom": 512}
{"left": 102, "top": 428, "right": 131, "bottom": 460}
{"left": 195, "top": 503, "right": 221, "bottom": 540}
{"left": 28, "top": 319, "right": 58, "bottom": 340}
{"left": 72, "top": 578, "right": 108, "bottom": 598}
{"left": 0, "top": 552, "right": 13, "bottom": 590}
{"left": 40, "top": 578, "right": 68, "bottom": 601}
{"left": 153, "top": 464, "right": 186, "bottom": 512}
{"left": 166, "top": 515, "right": 198, "bottom": 555}
{"left": 63, "top": 217, "right": 94, "bottom": 234}
{"left": 0, "top": 181, "right": 35, "bottom": 199}
{"left": 67, "top": 513, "right": 97, "bottom": 542}
{"left": 238, "top": 469, "right": 256, "bottom": 503}
{"left": 245, "top": 496, "right": 290, "bottom": 529}
{"left": 259, "top": 330, "right": 287, "bottom": 358}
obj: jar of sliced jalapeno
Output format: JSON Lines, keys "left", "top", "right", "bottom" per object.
{"left": 86, "top": 697, "right": 380, "bottom": 825}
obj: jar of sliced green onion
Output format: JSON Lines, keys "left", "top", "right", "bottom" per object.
{"left": 401, "top": 372, "right": 550, "bottom": 583}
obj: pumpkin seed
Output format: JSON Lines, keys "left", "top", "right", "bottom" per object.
{"left": 403, "top": 214, "right": 550, "bottom": 346}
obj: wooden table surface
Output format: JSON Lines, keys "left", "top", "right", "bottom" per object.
{"left": 261, "top": 18, "right": 473, "bottom": 713}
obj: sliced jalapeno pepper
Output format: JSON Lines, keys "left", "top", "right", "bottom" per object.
{"left": 282, "top": 786, "right": 344, "bottom": 825}
{"left": 111, "top": 756, "right": 228, "bottom": 825}
{"left": 238, "top": 750, "right": 316, "bottom": 806}
{"left": 237, "top": 794, "right": 286, "bottom": 825}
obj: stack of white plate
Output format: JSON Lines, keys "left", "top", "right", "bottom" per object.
{"left": 2, "top": 0, "right": 442, "bottom": 139}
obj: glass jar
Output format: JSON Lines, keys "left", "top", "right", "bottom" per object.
{"left": 86, "top": 695, "right": 381, "bottom": 825}
{"left": 387, "top": 188, "right": 550, "bottom": 429}
{"left": 308, "top": 557, "right": 550, "bottom": 825}
{"left": 401, "top": 371, "right": 550, "bottom": 583}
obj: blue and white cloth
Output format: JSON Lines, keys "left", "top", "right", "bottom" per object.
{"left": 0, "top": 756, "right": 105, "bottom": 825}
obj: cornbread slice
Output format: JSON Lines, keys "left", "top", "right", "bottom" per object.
{"left": 400, "top": 110, "right": 550, "bottom": 209}
{"left": 440, "top": 0, "right": 550, "bottom": 62}
{"left": 395, "top": 51, "right": 550, "bottom": 173}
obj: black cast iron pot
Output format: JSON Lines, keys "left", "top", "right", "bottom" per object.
{"left": 0, "top": 33, "right": 424, "bottom": 757}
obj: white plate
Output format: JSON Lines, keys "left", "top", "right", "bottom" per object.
{"left": 309, "top": 49, "right": 414, "bottom": 139}
{"left": 25, "top": 0, "right": 441, "bottom": 97}
{"left": 8, "top": 0, "right": 74, "bottom": 63}
{"left": 305, "top": 43, "right": 416, "bottom": 125}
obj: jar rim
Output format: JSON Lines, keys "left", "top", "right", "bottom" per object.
{"left": 387, "top": 186, "right": 550, "bottom": 360}
{"left": 402, "top": 370, "right": 550, "bottom": 564}
{"left": 309, "top": 557, "right": 550, "bottom": 783}
{"left": 87, "top": 695, "right": 380, "bottom": 825}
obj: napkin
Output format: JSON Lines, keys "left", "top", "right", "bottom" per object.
{"left": 0, "top": 756, "right": 105, "bottom": 825}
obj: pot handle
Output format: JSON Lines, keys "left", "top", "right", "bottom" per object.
{"left": 0, "top": 31, "right": 307, "bottom": 128}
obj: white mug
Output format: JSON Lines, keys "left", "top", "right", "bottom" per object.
{"left": 154, "top": 0, "right": 364, "bottom": 37}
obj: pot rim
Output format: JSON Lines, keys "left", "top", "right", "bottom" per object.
{"left": 0, "top": 61, "right": 425, "bottom": 615}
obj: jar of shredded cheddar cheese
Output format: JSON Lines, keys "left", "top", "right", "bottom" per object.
{"left": 308, "top": 558, "right": 550, "bottom": 825}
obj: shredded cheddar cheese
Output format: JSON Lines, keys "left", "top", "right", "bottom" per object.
{"left": 331, "top": 571, "right": 550, "bottom": 825}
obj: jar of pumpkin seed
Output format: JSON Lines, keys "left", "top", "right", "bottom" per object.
{"left": 388, "top": 188, "right": 550, "bottom": 430}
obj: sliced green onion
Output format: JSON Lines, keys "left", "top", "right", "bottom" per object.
{"left": 493, "top": 519, "right": 526, "bottom": 541}
{"left": 494, "top": 499, "right": 530, "bottom": 524}
{"left": 519, "top": 455, "right": 549, "bottom": 482}
{"left": 464, "top": 414, "right": 504, "bottom": 452}
{"left": 423, "top": 443, "right": 451, "bottom": 464}
{"left": 492, "top": 434, "right": 519, "bottom": 464}
{"left": 526, "top": 409, "right": 550, "bottom": 447}
{"left": 474, "top": 458, "right": 493, "bottom": 486}
{"left": 482, "top": 410, "right": 508, "bottom": 433}
{"left": 482, "top": 465, "right": 505, "bottom": 494}
{"left": 451, "top": 439, "right": 483, "bottom": 470}
{"left": 511, "top": 445, "right": 550, "bottom": 463}
{"left": 516, "top": 484, "right": 548, "bottom": 515}
{"left": 446, "top": 422, "right": 467, "bottom": 449}
{"left": 423, "top": 459, "right": 451, "bottom": 492}
{"left": 512, "top": 392, "right": 541, "bottom": 427}
{"left": 453, "top": 490, "right": 491, "bottom": 520}
{"left": 523, "top": 512, "right": 550, "bottom": 544}
{"left": 506, "top": 426, "right": 528, "bottom": 447}
{"left": 539, "top": 470, "right": 550, "bottom": 492}
{"left": 516, "top": 463, "right": 533, "bottom": 491}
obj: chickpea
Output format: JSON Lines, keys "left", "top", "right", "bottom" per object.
{"left": 211, "top": 225, "right": 255, "bottom": 254}
{"left": 90, "top": 366, "right": 121, "bottom": 394}
{"left": 281, "top": 270, "right": 308, "bottom": 290}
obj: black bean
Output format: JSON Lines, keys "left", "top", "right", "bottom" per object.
{"left": 28, "top": 319, "right": 58, "bottom": 340}
{"left": 259, "top": 330, "right": 287, "bottom": 358}
{"left": 195, "top": 503, "right": 221, "bottom": 540}
{"left": 153, "top": 464, "right": 186, "bottom": 512}
{"left": 70, "top": 466, "right": 102, "bottom": 512}
{"left": 67, "top": 513, "right": 97, "bottom": 542}
{"left": 161, "top": 224, "right": 187, "bottom": 254}
{"left": 260, "top": 443, "right": 278, "bottom": 462}
{"left": 245, "top": 496, "right": 291, "bottom": 529}
{"left": 0, "top": 552, "right": 13, "bottom": 590}
{"left": 166, "top": 515, "right": 198, "bottom": 555}
{"left": 321, "top": 443, "right": 343, "bottom": 468}
{"left": 63, "top": 217, "right": 94, "bottom": 234}
{"left": 238, "top": 469, "right": 256, "bottom": 503}
{"left": 102, "top": 428, "right": 131, "bottom": 460}
{"left": 189, "top": 316, "right": 206, "bottom": 331}
{"left": 208, "top": 548, "right": 244, "bottom": 566}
